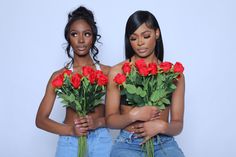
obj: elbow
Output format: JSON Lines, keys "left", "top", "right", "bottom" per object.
{"left": 35, "top": 116, "right": 41, "bottom": 129}
{"left": 105, "top": 116, "right": 112, "bottom": 128}
{"left": 105, "top": 115, "right": 116, "bottom": 129}
{"left": 35, "top": 114, "right": 45, "bottom": 129}
{"left": 178, "top": 123, "right": 184, "bottom": 135}
{"left": 166, "top": 120, "right": 184, "bottom": 136}
{"left": 173, "top": 120, "right": 184, "bottom": 136}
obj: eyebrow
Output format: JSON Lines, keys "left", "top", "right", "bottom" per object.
{"left": 131, "top": 30, "right": 152, "bottom": 36}
{"left": 70, "top": 29, "right": 92, "bottom": 32}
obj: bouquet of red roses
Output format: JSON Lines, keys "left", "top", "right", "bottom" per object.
{"left": 114, "top": 59, "right": 184, "bottom": 157}
{"left": 52, "top": 66, "right": 108, "bottom": 157}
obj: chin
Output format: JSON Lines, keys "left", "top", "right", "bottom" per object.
{"left": 74, "top": 51, "right": 90, "bottom": 57}
{"left": 136, "top": 53, "right": 152, "bottom": 58}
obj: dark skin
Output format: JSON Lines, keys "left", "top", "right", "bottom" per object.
{"left": 106, "top": 23, "right": 185, "bottom": 144}
{"left": 36, "top": 19, "right": 110, "bottom": 136}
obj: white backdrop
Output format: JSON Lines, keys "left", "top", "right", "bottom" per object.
{"left": 0, "top": 0, "right": 235, "bottom": 157}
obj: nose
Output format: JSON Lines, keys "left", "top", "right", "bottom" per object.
{"left": 78, "top": 34, "right": 84, "bottom": 43}
{"left": 137, "top": 37, "right": 144, "bottom": 46}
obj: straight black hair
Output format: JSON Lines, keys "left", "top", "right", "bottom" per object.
{"left": 125, "top": 10, "right": 164, "bottom": 61}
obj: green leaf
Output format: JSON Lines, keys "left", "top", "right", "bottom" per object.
{"left": 125, "top": 84, "right": 137, "bottom": 94}
{"left": 93, "top": 99, "right": 103, "bottom": 107}
{"left": 162, "top": 98, "right": 171, "bottom": 105}
{"left": 75, "top": 101, "right": 82, "bottom": 112}
{"left": 136, "top": 87, "right": 142, "bottom": 95}
{"left": 140, "top": 90, "right": 147, "bottom": 97}
{"left": 170, "top": 84, "right": 176, "bottom": 90}
{"left": 68, "top": 94, "right": 75, "bottom": 103}
{"left": 59, "top": 94, "right": 73, "bottom": 103}
{"left": 61, "top": 100, "right": 69, "bottom": 107}
{"left": 159, "top": 105, "right": 166, "bottom": 110}
{"left": 150, "top": 90, "right": 159, "bottom": 102}
{"left": 133, "top": 94, "right": 145, "bottom": 106}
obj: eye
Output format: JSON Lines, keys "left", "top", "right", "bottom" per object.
{"left": 70, "top": 32, "right": 77, "bottom": 37}
{"left": 143, "top": 34, "right": 151, "bottom": 39}
{"left": 84, "top": 32, "right": 92, "bottom": 37}
{"left": 129, "top": 36, "right": 137, "bottom": 41}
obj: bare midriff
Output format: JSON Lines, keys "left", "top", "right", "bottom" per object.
{"left": 63, "top": 105, "right": 104, "bottom": 125}
{"left": 121, "top": 105, "right": 170, "bottom": 132}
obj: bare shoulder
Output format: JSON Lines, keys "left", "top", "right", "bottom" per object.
{"left": 178, "top": 73, "right": 185, "bottom": 83}
{"left": 49, "top": 67, "right": 67, "bottom": 82}
{"left": 99, "top": 63, "right": 111, "bottom": 76}
{"left": 109, "top": 60, "right": 129, "bottom": 77}
{"left": 174, "top": 73, "right": 185, "bottom": 90}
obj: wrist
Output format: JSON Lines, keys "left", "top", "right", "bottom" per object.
{"left": 128, "top": 111, "right": 137, "bottom": 122}
{"left": 95, "top": 117, "right": 105, "bottom": 129}
{"left": 159, "top": 121, "right": 168, "bottom": 134}
{"left": 94, "top": 119, "right": 100, "bottom": 129}
{"left": 67, "top": 124, "right": 75, "bottom": 136}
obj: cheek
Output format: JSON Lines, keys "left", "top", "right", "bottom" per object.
{"left": 147, "top": 38, "right": 156, "bottom": 49}
{"left": 70, "top": 40, "right": 77, "bottom": 48}
{"left": 69, "top": 37, "right": 76, "bottom": 45}
{"left": 86, "top": 37, "right": 93, "bottom": 46}
{"left": 130, "top": 41, "right": 138, "bottom": 49}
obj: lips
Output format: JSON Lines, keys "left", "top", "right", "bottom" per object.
{"left": 137, "top": 48, "right": 148, "bottom": 53}
{"left": 77, "top": 45, "right": 87, "bottom": 51}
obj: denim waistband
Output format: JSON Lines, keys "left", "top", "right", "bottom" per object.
{"left": 117, "top": 129, "right": 173, "bottom": 145}
{"left": 59, "top": 127, "right": 110, "bottom": 139}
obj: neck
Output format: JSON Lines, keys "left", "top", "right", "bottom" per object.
{"left": 132, "top": 53, "right": 158, "bottom": 64}
{"left": 73, "top": 54, "right": 95, "bottom": 67}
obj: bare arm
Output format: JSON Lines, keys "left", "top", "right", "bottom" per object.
{"left": 163, "top": 74, "right": 185, "bottom": 136}
{"left": 105, "top": 67, "right": 134, "bottom": 129}
{"left": 35, "top": 72, "right": 74, "bottom": 136}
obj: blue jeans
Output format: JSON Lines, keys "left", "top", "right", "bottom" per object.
{"left": 55, "top": 128, "right": 113, "bottom": 157}
{"left": 110, "top": 130, "right": 185, "bottom": 157}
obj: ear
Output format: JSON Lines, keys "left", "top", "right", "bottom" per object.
{"left": 155, "top": 29, "right": 160, "bottom": 39}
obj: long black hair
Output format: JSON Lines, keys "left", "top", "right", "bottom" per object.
{"left": 125, "top": 10, "right": 164, "bottom": 61}
{"left": 64, "top": 6, "right": 100, "bottom": 64}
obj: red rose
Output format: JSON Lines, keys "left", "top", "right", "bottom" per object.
{"left": 97, "top": 74, "right": 108, "bottom": 86}
{"left": 148, "top": 63, "right": 158, "bottom": 75}
{"left": 95, "top": 70, "right": 103, "bottom": 79}
{"left": 160, "top": 62, "right": 173, "bottom": 72}
{"left": 52, "top": 74, "right": 64, "bottom": 88}
{"left": 63, "top": 69, "right": 72, "bottom": 76}
{"left": 82, "top": 66, "right": 95, "bottom": 77}
{"left": 88, "top": 72, "right": 96, "bottom": 84}
{"left": 174, "top": 62, "right": 184, "bottom": 73}
{"left": 114, "top": 73, "right": 126, "bottom": 85}
{"left": 71, "top": 73, "right": 81, "bottom": 89}
{"left": 138, "top": 66, "right": 149, "bottom": 76}
{"left": 122, "top": 62, "right": 131, "bottom": 74}
{"left": 135, "top": 59, "right": 149, "bottom": 76}
{"left": 135, "top": 59, "right": 147, "bottom": 69}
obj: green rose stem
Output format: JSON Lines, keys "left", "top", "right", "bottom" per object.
{"left": 78, "top": 135, "right": 87, "bottom": 157}
{"left": 77, "top": 112, "right": 87, "bottom": 157}
{"left": 77, "top": 88, "right": 87, "bottom": 157}
{"left": 143, "top": 138, "right": 154, "bottom": 157}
